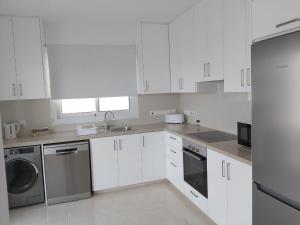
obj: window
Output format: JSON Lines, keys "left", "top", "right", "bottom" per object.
{"left": 99, "top": 96, "right": 130, "bottom": 111}
{"left": 51, "top": 96, "right": 139, "bottom": 124}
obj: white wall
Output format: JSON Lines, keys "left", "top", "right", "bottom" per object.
{"left": 44, "top": 21, "right": 137, "bottom": 45}
{"left": 179, "top": 82, "right": 252, "bottom": 134}
{"left": 0, "top": 115, "right": 10, "bottom": 225}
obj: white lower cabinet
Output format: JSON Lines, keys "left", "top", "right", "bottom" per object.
{"left": 141, "top": 132, "right": 166, "bottom": 182}
{"left": 90, "top": 134, "right": 142, "bottom": 191}
{"left": 207, "top": 149, "right": 252, "bottom": 225}
{"left": 166, "top": 157, "right": 183, "bottom": 191}
{"left": 183, "top": 182, "right": 208, "bottom": 214}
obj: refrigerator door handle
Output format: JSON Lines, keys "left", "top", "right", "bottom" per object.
{"left": 256, "top": 183, "right": 300, "bottom": 211}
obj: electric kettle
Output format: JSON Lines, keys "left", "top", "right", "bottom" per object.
{"left": 3, "top": 123, "right": 21, "bottom": 139}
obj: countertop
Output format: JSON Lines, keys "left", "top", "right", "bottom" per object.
{"left": 3, "top": 123, "right": 251, "bottom": 165}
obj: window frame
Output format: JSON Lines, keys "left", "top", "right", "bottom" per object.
{"left": 51, "top": 96, "right": 139, "bottom": 125}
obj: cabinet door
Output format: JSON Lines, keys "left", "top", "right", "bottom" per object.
{"left": 207, "top": 149, "right": 227, "bottom": 225}
{"left": 141, "top": 132, "right": 166, "bottom": 182}
{"left": 141, "top": 24, "right": 170, "bottom": 94}
{"left": 253, "top": 0, "right": 300, "bottom": 40}
{"left": 205, "top": 0, "right": 224, "bottom": 81}
{"left": 223, "top": 0, "right": 249, "bottom": 92}
{"left": 170, "top": 8, "right": 197, "bottom": 93}
{"left": 118, "top": 134, "right": 142, "bottom": 186}
{"left": 227, "top": 158, "right": 252, "bottom": 225}
{"left": 13, "top": 17, "right": 46, "bottom": 100}
{"left": 0, "top": 17, "right": 17, "bottom": 101}
{"left": 90, "top": 137, "right": 119, "bottom": 191}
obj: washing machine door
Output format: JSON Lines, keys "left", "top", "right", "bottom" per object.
{"left": 6, "top": 159, "right": 39, "bottom": 194}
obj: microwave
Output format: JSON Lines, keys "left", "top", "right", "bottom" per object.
{"left": 237, "top": 122, "right": 251, "bottom": 147}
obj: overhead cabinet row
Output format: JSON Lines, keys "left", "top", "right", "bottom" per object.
{"left": 0, "top": 17, "right": 50, "bottom": 101}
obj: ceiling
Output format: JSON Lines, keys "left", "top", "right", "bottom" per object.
{"left": 0, "top": 0, "right": 201, "bottom": 23}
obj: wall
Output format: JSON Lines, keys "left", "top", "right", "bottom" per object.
{"left": 179, "top": 82, "right": 252, "bottom": 134}
{"left": 0, "top": 94, "right": 179, "bottom": 136}
{"left": 0, "top": 115, "right": 10, "bottom": 225}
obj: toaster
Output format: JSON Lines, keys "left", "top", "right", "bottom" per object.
{"left": 165, "top": 113, "right": 185, "bottom": 124}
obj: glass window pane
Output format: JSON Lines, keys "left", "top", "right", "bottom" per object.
{"left": 99, "top": 96, "right": 130, "bottom": 111}
{"left": 61, "top": 98, "right": 96, "bottom": 114}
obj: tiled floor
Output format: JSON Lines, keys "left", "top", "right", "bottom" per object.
{"left": 10, "top": 182, "right": 215, "bottom": 225}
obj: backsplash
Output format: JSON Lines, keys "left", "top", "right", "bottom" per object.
{"left": 0, "top": 94, "right": 179, "bottom": 136}
{"left": 179, "top": 82, "right": 252, "bottom": 134}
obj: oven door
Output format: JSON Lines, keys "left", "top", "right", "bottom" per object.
{"left": 183, "top": 149, "right": 207, "bottom": 198}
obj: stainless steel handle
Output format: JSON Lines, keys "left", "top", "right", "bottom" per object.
{"left": 190, "top": 190, "right": 199, "bottom": 198}
{"left": 145, "top": 80, "right": 149, "bottom": 92}
{"left": 179, "top": 78, "right": 184, "bottom": 89}
{"left": 19, "top": 83, "right": 23, "bottom": 96}
{"left": 114, "top": 139, "right": 117, "bottom": 151}
{"left": 222, "top": 160, "right": 226, "bottom": 178}
{"left": 276, "top": 18, "right": 300, "bottom": 28}
{"left": 247, "top": 68, "right": 251, "bottom": 86}
{"left": 12, "top": 83, "right": 16, "bottom": 97}
{"left": 170, "top": 162, "right": 177, "bottom": 168}
{"left": 170, "top": 149, "right": 177, "bottom": 154}
{"left": 207, "top": 62, "right": 211, "bottom": 77}
{"left": 227, "top": 163, "right": 231, "bottom": 181}
{"left": 55, "top": 148, "right": 78, "bottom": 155}
{"left": 119, "top": 139, "right": 122, "bottom": 150}
{"left": 169, "top": 136, "right": 176, "bottom": 141}
{"left": 241, "top": 69, "right": 245, "bottom": 87}
{"left": 178, "top": 78, "right": 181, "bottom": 89}
{"left": 204, "top": 63, "right": 207, "bottom": 77}
{"left": 142, "top": 136, "right": 145, "bottom": 148}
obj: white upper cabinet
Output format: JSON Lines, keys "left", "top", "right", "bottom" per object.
{"left": 252, "top": 0, "right": 300, "bottom": 40}
{"left": 137, "top": 23, "right": 170, "bottom": 94}
{"left": 170, "top": 7, "right": 198, "bottom": 93}
{"left": 223, "top": 0, "right": 252, "bottom": 92}
{"left": 0, "top": 17, "right": 17, "bottom": 101}
{"left": 12, "top": 17, "right": 48, "bottom": 100}
{"left": 141, "top": 132, "right": 166, "bottom": 182}
{"left": 0, "top": 16, "right": 50, "bottom": 101}
{"left": 196, "top": 0, "right": 224, "bottom": 82}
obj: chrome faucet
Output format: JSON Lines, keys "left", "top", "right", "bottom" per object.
{"left": 103, "top": 111, "right": 115, "bottom": 132}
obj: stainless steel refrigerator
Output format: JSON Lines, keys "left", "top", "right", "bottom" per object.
{"left": 252, "top": 31, "right": 300, "bottom": 225}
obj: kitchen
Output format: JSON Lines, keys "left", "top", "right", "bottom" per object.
{"left": 0, "top": 0, "right": 299, "bottom": 225}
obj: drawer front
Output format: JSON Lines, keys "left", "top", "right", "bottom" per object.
{"left": 165, "top": 132, "right": 182, "bottom": 149}
{"left": 166, "top": 157, "right": 184, "bottom": 192}
{"left": 183, "top": 182, "right": 208, "bottom": 214}
{"left": 166, "top": 145, "right": 183, "bottom": 165}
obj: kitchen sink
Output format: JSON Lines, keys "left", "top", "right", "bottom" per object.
{"left": 110, "top": 126, "right": 131, "bottom": 132}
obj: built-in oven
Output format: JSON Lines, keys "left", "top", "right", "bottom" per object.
{"left": 183, "top": 139, "right": 207, "bottom": 198}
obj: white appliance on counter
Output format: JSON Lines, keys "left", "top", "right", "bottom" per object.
{"left": 165, "top": 113, "right": 184, "bottom": 124}
{"left": 3, "top": 123, "right": 21, "bottom": 139}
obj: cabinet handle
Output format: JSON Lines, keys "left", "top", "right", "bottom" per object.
{"left": 247, "top": 68, "right": 251, "bottom": 86}
{"left": 170, "top": 162, "right": 177, "bottom": 168}
{"left": 142, "top": 136, "right": 145, "bottom": 148}
{"left": 276, "top": 18, "right": 300, "bottom": 28}
{"left": 227, "top": 163, "right": 231, "bottom": 181}
{"left": 169, "top": 136, "right": 176, "bottom": 141}
{"left": 170, "top": 149, "right": 177, "bottom": 154}
{"left": 119, "top": 139, "right": 122, "bottom": 150}
{"left": 204, "top": 63, "right": 207, "bottom": 77}
{"left": 19, "top": 83, "right": 23, "bottom": 96}
{"left": 12, "top": 84, "right": 16, "bottom": 97}
{"left": 113, "top": 139, "right": 117, "bottom": 151}
{"left": 241, "top": 69, "right": 245, "bottom": 87}
{"left": 145, "top": 80, "right": 149, "bottom": 92}
{"left": 222, "top": 160, "right": 226, "bottom": 178}
{"left": 190, "top": 190, "right": 199, "bottom": 198}
{"left": 207, "top": 62, "right": 211, "bottom": 77}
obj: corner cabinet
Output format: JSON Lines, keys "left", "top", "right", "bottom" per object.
{"left": 136, "top": 23, "right": 171, "bottom": 94}
{"left": 252, "top": 0, "right": 300, "bottom": 41}
{"left": 0, "top": 16, "right": 50, "bottom": 101}
{"left": 223, "top": 0, "right": 252, "bottom": 92}
{"left": 207, "top": 149, "right": 252, "bottom": 225}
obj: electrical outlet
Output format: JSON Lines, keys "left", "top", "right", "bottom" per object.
{"left": 184, "top": 110, "right": 196, "bottom": 117}
{"left": 150, "top": 109, "right": 176, "bottom": 117}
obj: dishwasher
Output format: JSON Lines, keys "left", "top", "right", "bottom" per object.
{"left": 43, "top": 141, "right": 91, "bottom": 205}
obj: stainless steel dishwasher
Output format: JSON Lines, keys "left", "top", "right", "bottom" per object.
{"left": 43, "top": 141, "right": 91, "bottom": 205}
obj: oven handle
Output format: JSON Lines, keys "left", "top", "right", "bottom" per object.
{"left": 183, "top": 149, "right": 206, "bottom": 161}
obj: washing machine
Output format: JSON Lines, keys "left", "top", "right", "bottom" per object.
{"left": 4, "top": 145, "right": 45, "bottom": 208}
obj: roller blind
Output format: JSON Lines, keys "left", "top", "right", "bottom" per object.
{"left": 47, "top": 44, "right": 137, "bottom": 99}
